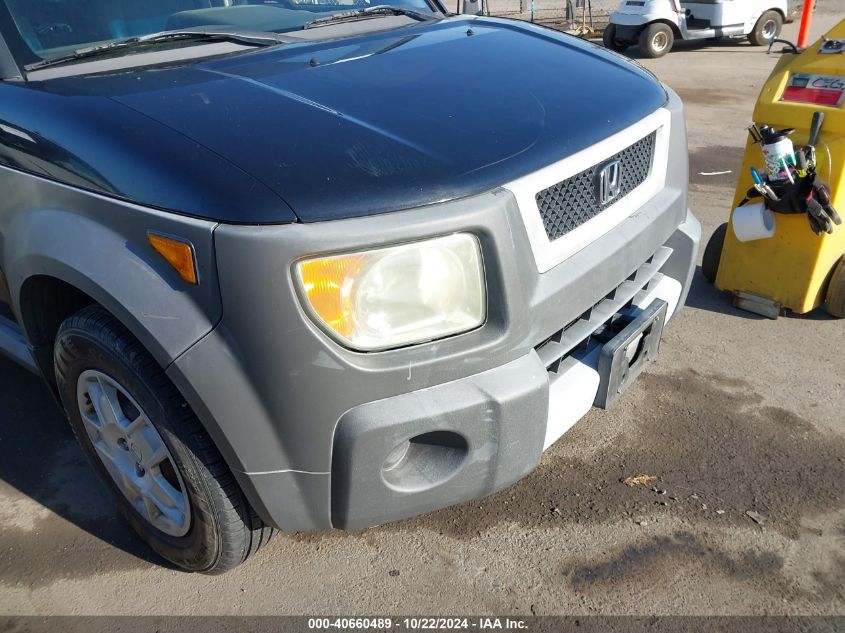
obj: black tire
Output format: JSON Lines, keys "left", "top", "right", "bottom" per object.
{"left": 638, "top": 23, "right": 674, "bottom": 58}
{"left": 702, "top": 223, "right": 728, "bottom": 284}
{"left": 748, "top": 10, "right": 783, "bottom": 46}
{"left": 54, "top": 305, "right": 273, "bottom": 573}
{"left": 825, "top": 255, "right": 845, "bottom": 318}
{"left": 602, "top": 24, "right": 629, "bottom": 52}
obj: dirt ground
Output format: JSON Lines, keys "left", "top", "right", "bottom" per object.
{"left": 1, "top": 9, "right": 843, "bottom": 619}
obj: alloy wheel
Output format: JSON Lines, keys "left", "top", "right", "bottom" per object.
{"left": 76, "top": 370, "right": 191, "bottom": 537}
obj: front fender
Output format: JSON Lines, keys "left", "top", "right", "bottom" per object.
{"left": 0, "top": 165, "right": 221, "bottom": 368}
{"left": 0, "top": 166, "right": 293, "bottom": 520}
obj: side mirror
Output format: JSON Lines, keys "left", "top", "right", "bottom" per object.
{"left": 459, "top": 0, "right": 484, "bottom": 15}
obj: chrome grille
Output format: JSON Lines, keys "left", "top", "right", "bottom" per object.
{"left": 535, "top": 132, "right": 657, "bottom": 242}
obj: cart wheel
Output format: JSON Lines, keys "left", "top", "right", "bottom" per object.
{"left": 702, "top": 223, "right": 728, "bottom": 284}
{"left": 748, "top": 10, "right": 783, "bottom": 46}
{"left": 825, "top": 255, "right": 845, "bottom": 318}
{"left": 602, "top": 24, "right": 630, "bottom": 52}
{"left": 638, "top": 23, "right": 674, "bottom": 58}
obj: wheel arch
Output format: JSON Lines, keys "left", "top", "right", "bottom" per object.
{"left": 15, "top": 260, "right": 185, "bottom": 388}
{"left": 761, "top": 7, "right": 787, "bottom": 25}
{"left": 3, "top": 203, "right": 221, "bottom": 370}
{"left": 15, "top": 264, "right": 194, "bottom": 387}
{"left": 747, "top": 7, "right": 786, "bottom": 33}
{"left": 619, "top": 19, "right": 680, "bottom": 40}
{"left": 18, "top": 273, "right": 97, "bottom": 391}
{"left": 653, "top": 19, "right": 682, "bottom": 39}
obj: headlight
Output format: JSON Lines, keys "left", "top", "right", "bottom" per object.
{"left": 294, "top": 233, "right": 486, "bottom": 351}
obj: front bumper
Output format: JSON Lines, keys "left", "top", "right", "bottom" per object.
{"left": 330, "top": 234, "right": 695, "bottom": 529}
{"left": 166, "top": 90, "right": 699, "bottom": 532}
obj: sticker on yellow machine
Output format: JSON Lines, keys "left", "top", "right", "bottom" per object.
{"left": 781, "top": 73, "right": 845, "bottom": 107}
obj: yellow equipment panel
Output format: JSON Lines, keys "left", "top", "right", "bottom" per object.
{"left": 715, "top": 19, "right": 845, "bottom": 314}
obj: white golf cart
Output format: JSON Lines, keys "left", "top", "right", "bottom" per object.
{"left": 604, "top": 0, "right": 788, "bottom": 58}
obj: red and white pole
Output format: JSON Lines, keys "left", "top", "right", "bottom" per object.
{"left": 796, "top": 0, "right": 814, "bottom": 50}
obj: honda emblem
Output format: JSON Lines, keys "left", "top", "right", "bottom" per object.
{"left": 598, "top": 160, "right": 622, "bottom": 206}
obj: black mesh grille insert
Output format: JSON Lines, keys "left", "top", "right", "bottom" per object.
{"left": 535, "top": 131, "right": 656, "bottom": 242}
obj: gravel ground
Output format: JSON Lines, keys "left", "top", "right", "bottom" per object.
{"left": 0, "top": 9, "right": 843, "bottom": 619}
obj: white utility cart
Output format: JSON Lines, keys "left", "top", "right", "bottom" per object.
{"left": 604, "top": 0, "right": 789, "bottom": 58}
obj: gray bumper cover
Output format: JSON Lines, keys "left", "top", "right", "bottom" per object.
{"left": 332, "top": 353, "right": 548, "bottom": 530}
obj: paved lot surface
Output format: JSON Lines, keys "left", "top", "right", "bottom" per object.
{"left": 1, "top": 10, "right": 844, "bottom": 618}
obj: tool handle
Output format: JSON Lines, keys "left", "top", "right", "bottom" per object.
{"left": 797, "top": 150, "right": 808, "bottom": 173}
{"left": 808, "top": 111, "right": 825, "bottom": 147}
{"left": 748, "top": 124, "right": 764, "bottom": 144}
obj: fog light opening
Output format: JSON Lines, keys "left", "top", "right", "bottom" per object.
{"left": 381, "top": 431, "right": 469, "bottom": 492}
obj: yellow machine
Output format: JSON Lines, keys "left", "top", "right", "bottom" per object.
{"left": 704, "top": 18, "right": 845, "bottom": 318}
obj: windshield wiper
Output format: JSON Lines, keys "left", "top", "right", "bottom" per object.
{"left": 25, "top": 29, "right": 291, "bottom": 71}
{"left": 303, "top": 5, "right": 438, "bottom": 30}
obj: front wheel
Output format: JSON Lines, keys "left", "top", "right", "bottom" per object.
{"left": 54, "top": 305, "right": 274, "bottom": 573}
{"left": 702, "top": 223, "right": 728, "bottom": 284}
{"left": 639, "top": 23, "right": 674, "bottom": 58}
{"left": 748, "top": 10, "right": 783, "bottom": 46}
{"left": 602, "top": 24, "right": 630, "bottom": 52}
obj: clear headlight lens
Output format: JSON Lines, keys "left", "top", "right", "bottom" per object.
{"left": 294, "top": 234, "right": 486, "bottom": 351}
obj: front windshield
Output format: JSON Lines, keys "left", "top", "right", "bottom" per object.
{"left": 2, "top": 0, "right": 437, "bottom": 63}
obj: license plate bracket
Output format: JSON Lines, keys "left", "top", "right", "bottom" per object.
{"left": 594, "top": 299, "right": 668, "bottom": 410}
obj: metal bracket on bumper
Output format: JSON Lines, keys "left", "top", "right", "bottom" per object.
{"left": 594, "top": 299, "right": 668, "bottom": 409}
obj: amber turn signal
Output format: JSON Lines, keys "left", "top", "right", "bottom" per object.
{"left": 147, "top": 232, "right": 198, "bottom": 285}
